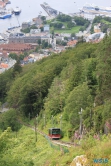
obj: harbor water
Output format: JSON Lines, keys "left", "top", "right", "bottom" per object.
{"left": 0, "top": 0, "right": 111, "bottom": 33}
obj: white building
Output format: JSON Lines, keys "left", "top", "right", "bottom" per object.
{"left": 86, "top": 32, "right": 105, "bottom": 42}
{"left": 44, "top": 25, "right": 50, "bottom": 32}
{"left": 30, "top": 29, "right": 41, "bottom": 34}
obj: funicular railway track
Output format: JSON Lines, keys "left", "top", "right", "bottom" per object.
{"left": 22, "top": 122, "right": 79, "bottom": 148}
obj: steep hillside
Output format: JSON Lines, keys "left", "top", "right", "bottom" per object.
{"left": 1, "top": 34, "right": 111, "bottom": 133}
{"left": 0, "top": 34, "right": 111, "bottom": 165}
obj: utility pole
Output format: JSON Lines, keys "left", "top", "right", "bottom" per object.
{"left": 94, "top": 102, "right": 96, "bottom": 131}
{"left": 60, "top": 115, "right": 62, "bottom": 130}
{"left": 0, "top": 102, "right": 2, "bottom": 113}
{"left": 36, "top": 114, "right": 38, "bottom": 126}
{"left": 51, "top": 115, "right": 53, "bottom": 127}
{"left": 43, "top": 114, "right": 45, "bottom": 128}
{"left": 79, "top": 108, "right": 83, "bottom": 138}
{"left": 34, "top": 116, "right": 37, "bottom": 142}
{"left": 90, "top": 109, "right": 92, "bottom": 130}
{"left": 29, "top": 112, "right": 30, "bottom": 121}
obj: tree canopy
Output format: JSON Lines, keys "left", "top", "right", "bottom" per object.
{"left": 1, "top": 33, "right": 111, "bottom": 134}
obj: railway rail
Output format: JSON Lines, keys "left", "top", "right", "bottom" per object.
{"left": 21, "top": 122, "right": 79, "bottom": 148}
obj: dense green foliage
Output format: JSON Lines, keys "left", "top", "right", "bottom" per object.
{"left": 1, "top": 33, "right": 111, "bottom": 137}
{"left": 0, "top": 70, "right": 13, "bottom": 103}
{"left": 9, "top": 53, "right": 26, "bottom": 60}
{"left": 7, "top": 53, "right": 69, "bottom": 117}
{"left": 74, "top": 16, "right": 90, "bottom": 26}
{"left": 57, "top": 14, "right": 72, "bottom": 22}
{"left": 49, "top": 15, "right": 90, "bottom": 33}
{"left": 0, "top": 126, "right": 84, "bottom": 166}
{"left": 0, "top": 109, "right": 21, "bottom": 131}
{"left": 50, "top": 22, "right": 64, "bottom": 29}
{"left": 21, "top": 25, "right": 38, "bottom": 33}
{"left": 1, "top": 32, "right": 111, "bottom": 165}
{"left": 0, "top": 125, "right": 111, "bottom": 165}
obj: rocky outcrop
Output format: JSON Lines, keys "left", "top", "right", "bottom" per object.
{"left": 70, "top": 155, "right": 88, "bottom": 166}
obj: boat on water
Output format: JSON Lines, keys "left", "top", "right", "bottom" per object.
{"left": 0, "top": 11, "right": 12, "bottom": 19}
{"left": 13, "top": 7, "right": 21, "bottom": 15}
{"left": 8, "top": 25, "right": 20, "bottom": 30}
{"left": 81, "top": 3, "right": 111, "bottom": 15}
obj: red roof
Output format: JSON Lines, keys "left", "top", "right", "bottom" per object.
{"left": 67, "top": 40, "right": 78, "bottom": 46}
{"left": 0, "top": 63, "right": 8, "bottom": 68}
{"left": 0, "top": 43, "right": 35, "bottom": 55}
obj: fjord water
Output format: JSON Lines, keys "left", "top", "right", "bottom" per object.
{"left": 0, "top": 0, "right": 111, "bottom": 33}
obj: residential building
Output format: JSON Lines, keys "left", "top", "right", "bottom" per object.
{"left": 0, "top": 58, "right": 16, "bottom": 74}
{"left": 76, "top": 31, "right": 85, "bottom": 38}
{"left": 67, "top": 40, "right": 78, "bottom": 47}
{"left": 44, "top": 25, "right": 50, "bottom": 32}
{"left": 86, "top": 32, "right": 105, "bottom": 42}
{"left": 55, "top": 46, "right": 66, "bottom": 53}
{"left": 94, "top": 25, "right": 101, "bottom": 33}
{"left": 30, "top": 29, "right": 41, "bottom": 34}
{"left": 22, "top": 21, "right": 30, "bottom": 30}
{"left": 61, "top": 33, "right": 71, "bottom": 38}
{"left": 32, "top": 17, "right": 43, "bottom": 25}
{"left": 0, "top": 63, "right": 8, "bottom": 73}
{"left": 56, "top": 36, "right": 64, "bottom": 42}
{"left": 0, "top": 35, "right": 5, "bottom": 44}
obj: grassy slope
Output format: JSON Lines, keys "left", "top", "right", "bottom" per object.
{"left": 0, "top": 126, "right": 83, "bottom": 166}
{"left": 47, "top": 18, "right": 81, "bottom": 33}
{"left": 0, "top": 123, "right": 111, "bottom": 165}
{"left": 52, "top": 26, "right": 81, "bottom": 33}
{"left": 101, "top": 19, "right": 111, "bottom": 25}
{"left": 28, "top": 116, "right": 111, "bottom": 165}
{"left": 0, "top": 126, "right": 111, "bottom": 166}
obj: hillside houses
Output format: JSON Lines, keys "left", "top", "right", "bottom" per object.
{"left": 0, "top": 57, "right": 16, "bottom": 74}
{"left": 67, "top": 40, "right": 78, "bottom": 47}
{"left": 0, "top": 14, "right": 109, "bottom": 72}
{"left": 86, "top": 32, "right": 105, "bottom": 43}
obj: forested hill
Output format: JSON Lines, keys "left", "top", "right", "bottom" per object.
{"left": 1, "top": 33, "right": 111, "bottom": 134}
